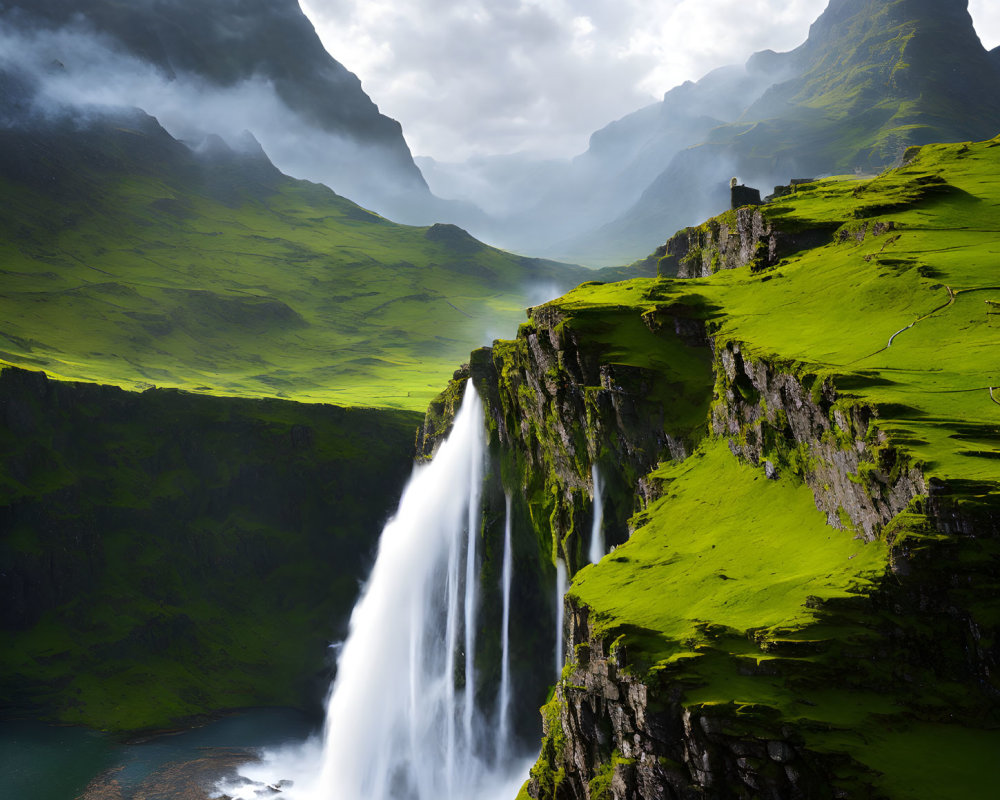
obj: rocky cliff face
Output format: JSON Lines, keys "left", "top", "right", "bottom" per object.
{"left": 656, "top": 204, "right": 849, "bottom": 278}
{"left": 536, "top": 602, "right": 838, "bottom": 800}
{"left": 420, "top": 275, "right": 999, "bottom": 798}
{"left": 419, "top": 296, "right": 713, "bottom": 573}
{"left": 711, "top": 342, "right": 926, "bottom": 541}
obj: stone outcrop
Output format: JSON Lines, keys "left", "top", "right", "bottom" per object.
{"left": 658, "top": 208, "right": 773, "bottom": 278}
{"left": 711, "top": 342, "right": 926, "bottom": 541}
{"left": 656, "top": 208, "right": 843, "bottom": 278}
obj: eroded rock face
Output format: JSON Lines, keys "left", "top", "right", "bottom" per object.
{"left": 657, "top": 208, "right": 842, "bottom": 278}
{"left": 530, "top": 602, "right": 837, "bottom": 800}
{"left": 660, "top": 208, "right": 773, "bottom": 278}
{"left": 711, "top": 342, "right": 926, "bottom": 541}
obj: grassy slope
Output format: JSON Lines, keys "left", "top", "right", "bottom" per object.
{"left": 0, "top": 117, "right": 584, "bottom": 411}
{"left": 704, "top": 140, "right": 1000, "bottom": 497}
{"left": 536, "top": 136, "right": 1000, "bottom": 797}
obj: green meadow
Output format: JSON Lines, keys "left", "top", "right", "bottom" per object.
{"left": 0, "top": 120, "right": 585, "bottom": 411}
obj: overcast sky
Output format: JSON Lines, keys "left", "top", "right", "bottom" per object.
{"left": 299, "top": 0, "right": 1000, "bottom": 163}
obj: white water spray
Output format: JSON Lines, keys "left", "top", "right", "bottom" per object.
{"left": 220, "top": 383, "right": 529, "bottom": 800}
{"left": 555, "top": 558, "right": 567, "bottom": 678}
{"left": 588, "top": 465, "right": 605, "bottom": 565}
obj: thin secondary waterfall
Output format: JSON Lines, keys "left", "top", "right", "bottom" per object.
{"left": 464, "top": 434, "right": 483, "bottom": 754}
{"left": 555, "top": 558, "right": 567, "bottom": 678}
{"left": 496, "top": 493, "right": 514, "bottom": 765}
{"left": 218, "top": 381, "right": 530, "bottom": 800}
{"left": 588, "top": 464, "right": 605, "bottom": 564}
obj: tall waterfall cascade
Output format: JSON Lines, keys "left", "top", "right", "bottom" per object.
{"left": 218, "top": 382, "right": 529, "bottom": 800}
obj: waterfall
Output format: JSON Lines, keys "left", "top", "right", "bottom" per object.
{"left": 588, "top": 465, "right": 605, "bottom": 564}
{"left": 217, "top": 381, "right": 530, "bottom": 800}
{"left": 496, "top": 493, "right": 514, "bottom": 765}
{"left": 555, "top": 558, "right": 567, "bottom": 678}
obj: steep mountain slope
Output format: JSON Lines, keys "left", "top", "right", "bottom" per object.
{"left": 425, "top": 135, "right": 1000, "bottom": 798}
{"left": 460, "top": 59, "right": 787, "bottom": 256}
{"left": 424, "top": 56, "right": 789, "bottom": 259}
{"left": 0, "top": 0, "right": 467, "bottom": 223}
{"left": 0, "top": 106, "right": 586, "bottom": 410}
{"left": 492, "top": 0, "right": 1000, "bottom": 265}
{"left": 6, "top": 0, "right": 415, "bottom": 155}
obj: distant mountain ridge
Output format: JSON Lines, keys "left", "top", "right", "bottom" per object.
{"left": 561, "top": 0, "right": 1000, "bottom": 263}
{"left": 439, "top": 0, "right": 1000, "bottom": 264}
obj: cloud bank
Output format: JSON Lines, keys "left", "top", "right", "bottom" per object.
{"left": 300, "top": 0, "right": 1000, "bottom": 161}
{"left": 0, "top": 18, "right": 431, "bottom": 219}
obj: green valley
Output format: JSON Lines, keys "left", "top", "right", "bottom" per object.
{"left": 0, "top": 111, "right": 585, "bottom": 411}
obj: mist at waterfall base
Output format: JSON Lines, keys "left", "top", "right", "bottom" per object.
{"left": 217, "top": 383, "right": 534, "bottom": 800}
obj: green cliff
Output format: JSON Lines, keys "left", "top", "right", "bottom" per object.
{"left": 0, "top": 366, "right": 420, "bottom": 731}
{"left": 425, "top": 135, "right": 1000, "bottom": 798}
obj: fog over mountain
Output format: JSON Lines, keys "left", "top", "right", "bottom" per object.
{"left": 0, "top": 0, "right": 479, "bottom": 226}
{"left": 418, "top": 0, "right": 1000, "bottom": 264}
{"left": 3, "top": 0, "right": 1000, "bottom": 267}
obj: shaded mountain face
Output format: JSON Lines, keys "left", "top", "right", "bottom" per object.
{"left": 0, "top": 0, "right": 450, "bottom": 222}
{"left": 449, "top": 0, "right": 1000, "bottom": 265}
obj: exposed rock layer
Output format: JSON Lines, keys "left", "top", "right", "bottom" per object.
{"left": 421, "top": 291, "right": 999, "bottom": 799}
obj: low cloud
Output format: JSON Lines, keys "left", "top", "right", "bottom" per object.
{"left": 0, "top": 18, "right": 426, "bottom": 218}
{"left": 299, "top": 0, "right": 833, "bottom": 161}
{"left": 301, "top": 0, "right": 1000, "bottom": 162}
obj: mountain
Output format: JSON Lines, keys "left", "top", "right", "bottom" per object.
{"left": 0, "top": 102, "right": 587, "bottom": 410}
{"left": 450, "top": 0, "right": 1000, "bottom": 265}
{"left": 428, "top": 133, "right": 1000, "bottom": 799}
{"left": 570, "top": 0, "right": 1000, "bottom": 263}
{"left": 0, "top": 0, "right": 472, "bottom": 224}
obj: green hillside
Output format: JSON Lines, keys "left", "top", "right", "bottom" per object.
{"left": 0, "top": 111, "right": 584, "bottom": 410}
{"left": 517, "top": 135, "right": 1000, "bottom": 798}
{"left": 563, "top": 136, "right": 1000, "bottom": 501}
